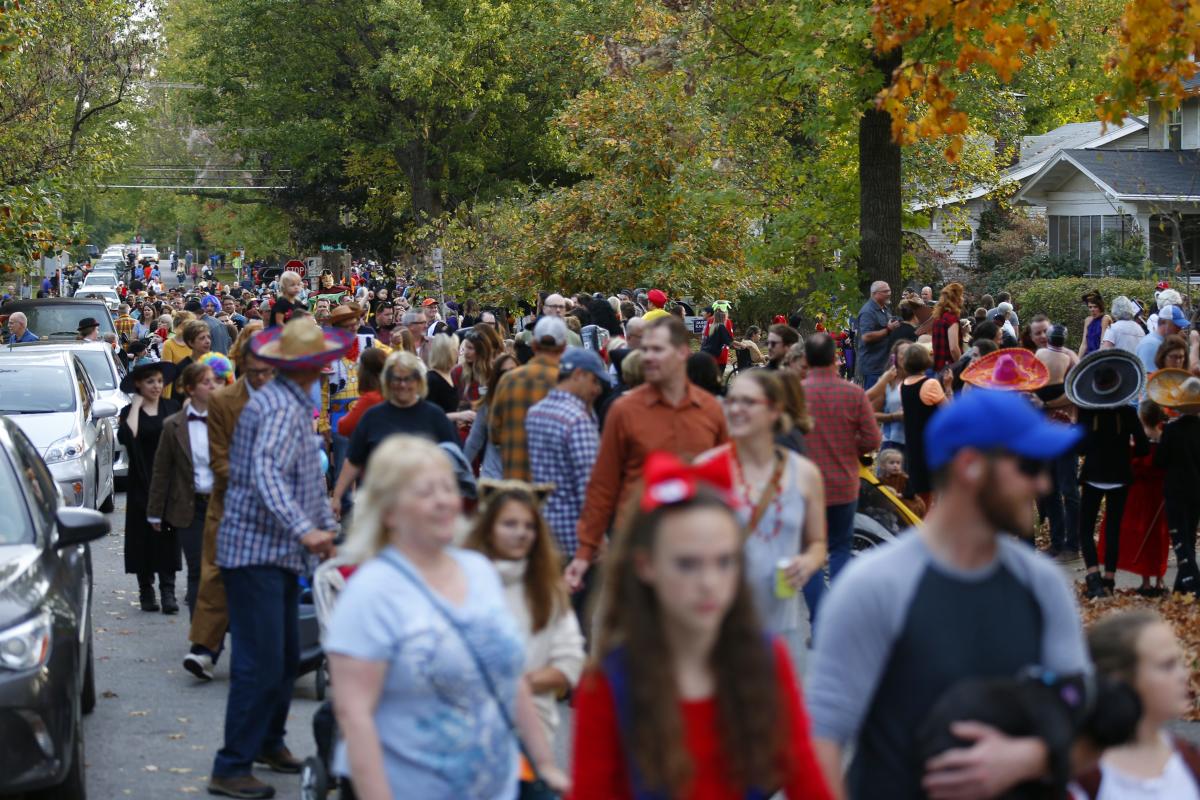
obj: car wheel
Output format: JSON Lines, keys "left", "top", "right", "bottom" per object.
{"left": 33, "top": 696, "right": 86, "bottom": 800}
{"left": 82, "top": 624, "right": 96, "bottom": 715}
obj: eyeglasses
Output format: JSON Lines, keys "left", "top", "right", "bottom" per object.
{"left": 387, "top": 372, "right": 419, "bottom": 385}
{"left": 1015, "top": 456, "right": 1051, "bottom": 478}
{"left": 544, "top": 303, "right": 566, "bottom": 310}
{"left": 725, "top": 396, "right": 770, "bottom": 409}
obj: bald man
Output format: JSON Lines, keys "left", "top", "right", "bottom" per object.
{"left": 856, "top": 280, "right": 897, "bottom": 389}
{"left": 6, "top": 311, "right": 38, "bottom": 343}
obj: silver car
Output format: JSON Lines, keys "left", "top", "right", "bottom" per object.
{"left": 7, "top": 342, "right": 131, "bottom": 479}
{"left": 0, "top": 351, "right": 117, "bottom": 511}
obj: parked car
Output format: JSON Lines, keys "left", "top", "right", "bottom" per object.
{"left": 9, "top": 342, "right": 130, "bottom": 480}
{"left": 0, "top": 299, "right": 116, "bottom": 342}
{"left": 0, "top": 415, "right": 110, "bottom": 800}
{"left": 78, "top": 273, "right": 118, "bottom": 292}
{"left": 72, "top": 288, "right": 120, "bottom": 313}
{"left": 0, "top": 351, "right": 116, "bottom": 511}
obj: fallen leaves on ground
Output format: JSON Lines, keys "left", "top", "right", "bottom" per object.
{"left": 1076, "top": 584, "right": 1200, "bottom": 720}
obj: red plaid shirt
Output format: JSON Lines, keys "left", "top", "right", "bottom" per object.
{"left": 931, "top": 311, "right": 959, "bottom": 371}
{"left": 802, "top": 367, "right": 882, "bottom": 505}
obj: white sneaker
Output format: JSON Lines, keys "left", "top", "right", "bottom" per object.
{"left": 183, "top": 652, "right": 214, "bottom": 681}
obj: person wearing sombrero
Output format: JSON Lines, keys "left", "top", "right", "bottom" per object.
{"left": 959, "top": 347, "right": 1049, "bottom": 393}
{"left": 1149, "top": 369, "right": 1200, "bottom": 595}
{"left": 1065, "top": 349, "right": 1149, "bottom": 599}
{"left": 208, "top": 319, "right": 351, "bottom": 799}
{"left": 117, "top": 360, "right": 183, "bottom": 613}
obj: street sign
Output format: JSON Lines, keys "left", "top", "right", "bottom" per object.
{"left": 432, "top": 247, "right": 444, "bottom": 275}
{"left": 285, "top": 258, "right": 306, "bottom": 277}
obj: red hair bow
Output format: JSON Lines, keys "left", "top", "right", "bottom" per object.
{"left": 640, "top": 451, "right": 737, "bottom": 512}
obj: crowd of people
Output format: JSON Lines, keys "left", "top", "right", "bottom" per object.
{"left": 10, "top": 261, "right": 1200, "bottom": 800}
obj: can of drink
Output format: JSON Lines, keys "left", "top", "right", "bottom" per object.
{"left": 775, "top": 558, "right": 796, "bottom": 599}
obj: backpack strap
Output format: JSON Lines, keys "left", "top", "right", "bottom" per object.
{"left": 1072, "top": 766, "right": 1101, "bottom": 800}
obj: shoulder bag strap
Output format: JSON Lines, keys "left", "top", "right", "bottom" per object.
{"left": 377, "top": 552, "right": 543, "bottom": 781}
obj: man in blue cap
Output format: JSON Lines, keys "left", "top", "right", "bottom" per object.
{"left": 806, "top": 390, "right": 1090, "bottom": 800}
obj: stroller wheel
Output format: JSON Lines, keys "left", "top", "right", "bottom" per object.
{"left": 300, "top": 755, "right": 329, "bottom": 800}
{"left": 314, "top": 659, "right": 329, "bottom": 701}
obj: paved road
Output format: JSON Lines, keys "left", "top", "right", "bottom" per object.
{"left": 85, "top": 493, "right": 321, "bottom": 800}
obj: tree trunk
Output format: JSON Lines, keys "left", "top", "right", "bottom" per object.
{"left": 859, "top": 52, "right": 904, "bottom": 294}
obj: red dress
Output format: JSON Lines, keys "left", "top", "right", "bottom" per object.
{"left": 1098, "top": 443, "right": 1169, "bottom": 578}
{"left": 569, "top": 638, "right": 833, "bottom": 800}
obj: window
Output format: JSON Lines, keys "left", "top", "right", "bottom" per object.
{"left": 1047, "top": 214, "right": 1135, "bottom": 274}
{"left": 1168, "top": 108, "right": 1183, "bottom": 151}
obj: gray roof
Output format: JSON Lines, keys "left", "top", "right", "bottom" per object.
{"left": 1064, "top": 149, "right": 1200, "bottom": 198}
{"left": 1020, "top": 116, "right": 1144, "bottom": 165}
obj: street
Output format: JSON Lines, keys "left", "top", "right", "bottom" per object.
{"left": 85, "top": 493, "right": 321, "bottom": 800}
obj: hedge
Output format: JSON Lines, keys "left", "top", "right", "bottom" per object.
{"left": 1009, "top": 277, "right": 1166, "bottom": 351}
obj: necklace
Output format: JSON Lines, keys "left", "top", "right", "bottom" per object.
{"left": 730, "top": 444, "right": 786, "bottom": 541}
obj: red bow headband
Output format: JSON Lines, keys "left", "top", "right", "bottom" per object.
{"left": 640, "top": 451, "right": 738, "bottom": 512}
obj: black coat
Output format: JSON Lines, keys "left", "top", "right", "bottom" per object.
{"left": 117, "top": 399, "right": 182, "bottom": 575}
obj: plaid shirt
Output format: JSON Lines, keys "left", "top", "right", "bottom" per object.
{"left": 931, "top": 311, "right": 959, "bottom": 371}
{"left": 526, "top": 389, "right": 599, "bottom": 559}
{"left": 803, "top": 367, "right": 882, "bottom": 505}
{"left": 113, "top": 313, "right": 137, "bottom": 340}
{"left": 489, "top": 354, "right": 559, "bottom": 481}
{"left": 217, "top": 375, "right": 336, "bottom": 573}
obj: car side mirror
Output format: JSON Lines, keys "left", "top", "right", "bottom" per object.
{"left": 92, "top": 400, "right": 118, "bottom": 420}
{"left": 55, "top": 507, "right": 110, "bottom": 549}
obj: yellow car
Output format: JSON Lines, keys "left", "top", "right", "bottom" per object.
{"left": 854, "top": 462, "right": 923, "bottom": 555}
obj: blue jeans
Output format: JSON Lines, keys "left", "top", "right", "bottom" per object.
{"left": 826, "top": 500, "right": 859, "bottom": 581}
{"left": 1041, "top": 451, "right": 1080, "bottom": 552}
{"left": 213, "top": 566, "right": 299, "bottom": 778}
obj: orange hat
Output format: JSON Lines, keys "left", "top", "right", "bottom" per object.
{"left": 961, "top": 348, "right": 1049, "bottom": 392}
{"left": 422, "top": 297, "right": 438, "bottom": 307}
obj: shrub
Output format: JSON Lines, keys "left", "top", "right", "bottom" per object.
{"left": 1009, "top": 276, "right": 1157, "bottom": 350}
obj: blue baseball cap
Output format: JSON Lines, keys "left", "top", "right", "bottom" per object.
{"left": 559, "top": 346, "right": 611, "bottom": 386}
{"left": 1158, "top": 304, "right": 1190, "bottom": 329}
{"left": 924, "top": 389, "right": 1082, "bottom": 471}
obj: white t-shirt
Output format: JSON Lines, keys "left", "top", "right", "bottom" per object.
{"left": 1102, "top": 319, "right": 1146, "bottom": 354}
{"left": 1069, "top": 745, "right": 1200, "bottom": 800}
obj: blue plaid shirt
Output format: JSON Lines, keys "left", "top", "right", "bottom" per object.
{"left": 217, "top": 375, "right": 336, "bottom": 573}
{"left": 526, "top": 389, "right": 599, "bottom": 559}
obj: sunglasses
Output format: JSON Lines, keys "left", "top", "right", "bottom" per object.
{"left": 987, "top": 450, "right": 1050, "bottom": 478}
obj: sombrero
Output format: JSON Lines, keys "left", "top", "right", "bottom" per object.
{"left": 120, "top": 360, "right": 178, "bottom": 393}
{"left": 1147, "top": 368, "right": 1200, "bottom": 414}
{"left": 250, "top": 319, "right": 354, "bottom": 370}
{"left": 1065, "top": 349, "right": 1145, "bottom": 410}
{"left": 327, "top": 302, "right": 364, "bottom": 327}
{"left": 961, "top": 348, "right": 1048, "bottom": 392}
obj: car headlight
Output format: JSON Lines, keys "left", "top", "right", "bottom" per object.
{"left": 0, "top": 610, "right": 53, "bottom": 671}
{"left": 45, "top": 434, "right": 86, "bottom": 464}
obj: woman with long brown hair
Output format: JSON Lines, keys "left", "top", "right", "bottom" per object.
{"left": 451, "top": 327, "right": 495, "bottom": 408}
{"left": 571, "top": 452, "right": 833, "bottom": 800}
{"left": 930, "top": 282, "right": 964, "bottom": 372}
{"left": 465, "top": 481, "right": 585, "bottom": 744}
{"left": 463, "top": 352, "right": 519, "bottom": 478}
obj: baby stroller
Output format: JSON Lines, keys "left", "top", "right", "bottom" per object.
{"left": 299, "top": 557, "right": 354, "bottom": 800}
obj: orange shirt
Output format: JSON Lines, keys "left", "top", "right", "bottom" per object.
{"left": 575, "top": 381, "right": 728, "bottom": 562}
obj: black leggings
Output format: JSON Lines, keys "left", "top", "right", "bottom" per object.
{"left": 1167, "top": 494, "right": 1200, "bottom": 595}
{"left": 1078, "top": 484, "right": 1129, "bottom": 573}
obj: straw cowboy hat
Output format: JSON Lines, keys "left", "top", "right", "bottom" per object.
{"left": 1065, "top": 349, "right": 1146, "bottom": 410}
{"left": 1147, "top": 368, "right": 1200, "bottom": 415}
{"left": 961, "top": 348, "right": 1049, "bottom": 392}
{"left": 327, "top": 302, "right": 364, "bottom": 327}
{"left": 250, "top": 319, "right": 354, "bottom": 370}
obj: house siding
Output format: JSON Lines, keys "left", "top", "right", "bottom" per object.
{"left": 1096, "top": 130, "right": 1148, "bottom": 150}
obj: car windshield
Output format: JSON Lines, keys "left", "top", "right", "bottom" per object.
{"left": 0, "top": 455, "right": 36, "bottom": 545}
{"left": 12, "top": 305, "right": 116, "bottom": 338}
{"left": 83, "top": 275, "right": 116, "bottom": 286}
{"left": 70, "top": 350, "right": 117, "bottom": 390}
{"left": 0, "top": 364, "right": 76, "bottom": 413}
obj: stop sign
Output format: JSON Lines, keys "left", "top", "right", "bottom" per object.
{"left": 285, "top": 259, "right": 306, "bottom": 277}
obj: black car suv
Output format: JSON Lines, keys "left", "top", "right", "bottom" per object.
{"left": 0, "top": 297, "right": 117, "bottom": 343}
{"left": 0, "top": 416, "right": 110, "bottom": 799}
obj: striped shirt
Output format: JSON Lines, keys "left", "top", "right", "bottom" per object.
{"left": 217, "top": 375, "right": 336, "bottom": 573}
{"left": 526, "top": 389, "right": 599, "bottom": 559}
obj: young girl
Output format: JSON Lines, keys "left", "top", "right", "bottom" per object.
{"left": 465, "top": 481, "right": 585, "bottom": 746}
{"left": 570, "top": 451, "right": 833, "bottom": 800}
{"left": 1070, "top": 611, "right": 1199, "bottom": 799}
{"left": 874, "top": 448, "right": 926, "bottom": 518}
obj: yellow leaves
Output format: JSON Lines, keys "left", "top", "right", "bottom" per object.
{"left": 1096, "top": 0, "right": 1200, "bottom": 123}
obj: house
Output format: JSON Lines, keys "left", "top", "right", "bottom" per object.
{"left": 1014, "top": 75, "right": 1200, "bottom": 275}
{"left": 907, "top": 115, "right": 1147, "bottom": 267}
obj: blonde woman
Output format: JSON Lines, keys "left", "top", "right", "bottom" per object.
{"left": 326, "top": 436, "right": 567, "bottom": 799}
{"left": 330, "top": 351, "right": 459, "bottom": 517}
{"left": 425, "top": 333, "right": 476, "bottom": 427}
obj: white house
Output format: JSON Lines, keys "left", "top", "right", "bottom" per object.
{"left": 1014, "top": 76, "right": 1200, "bottom": 274}
{"left": 908, "top": 116, "right": 1148, "bottom": 266}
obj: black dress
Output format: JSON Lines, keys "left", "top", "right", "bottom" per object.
{"left": 901, "top": 378, "right": 940, "bottom": 495}
{"left": 427, "top": 371, "right": 460, "bottom": 415}
{"left": 117, "top": 400, "right": 182, "bottom": 575}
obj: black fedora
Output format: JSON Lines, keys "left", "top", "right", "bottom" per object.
{"left": 77, "top": 317, "right": 100, "bottom": 333}
{"left": 120, "top": 360, "right": 178, "bottom": 394}
{"left": 1064, "top": 349, "right": 1145, "bottom": 410}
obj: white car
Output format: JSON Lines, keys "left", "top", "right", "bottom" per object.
{"left": 10, "top": 341, "right": 131, "bottom": 479}
{"left": 74, "top": 288, "right": 120, "bottom": 313}
{"left": 137, "top": 244, "right": 159, "bottom": 264}
{"left": 0, "top": 350, "right": 117, "bottom": 510}
{"left": 79, "top": 272, "right": 118, "bottom": 291}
